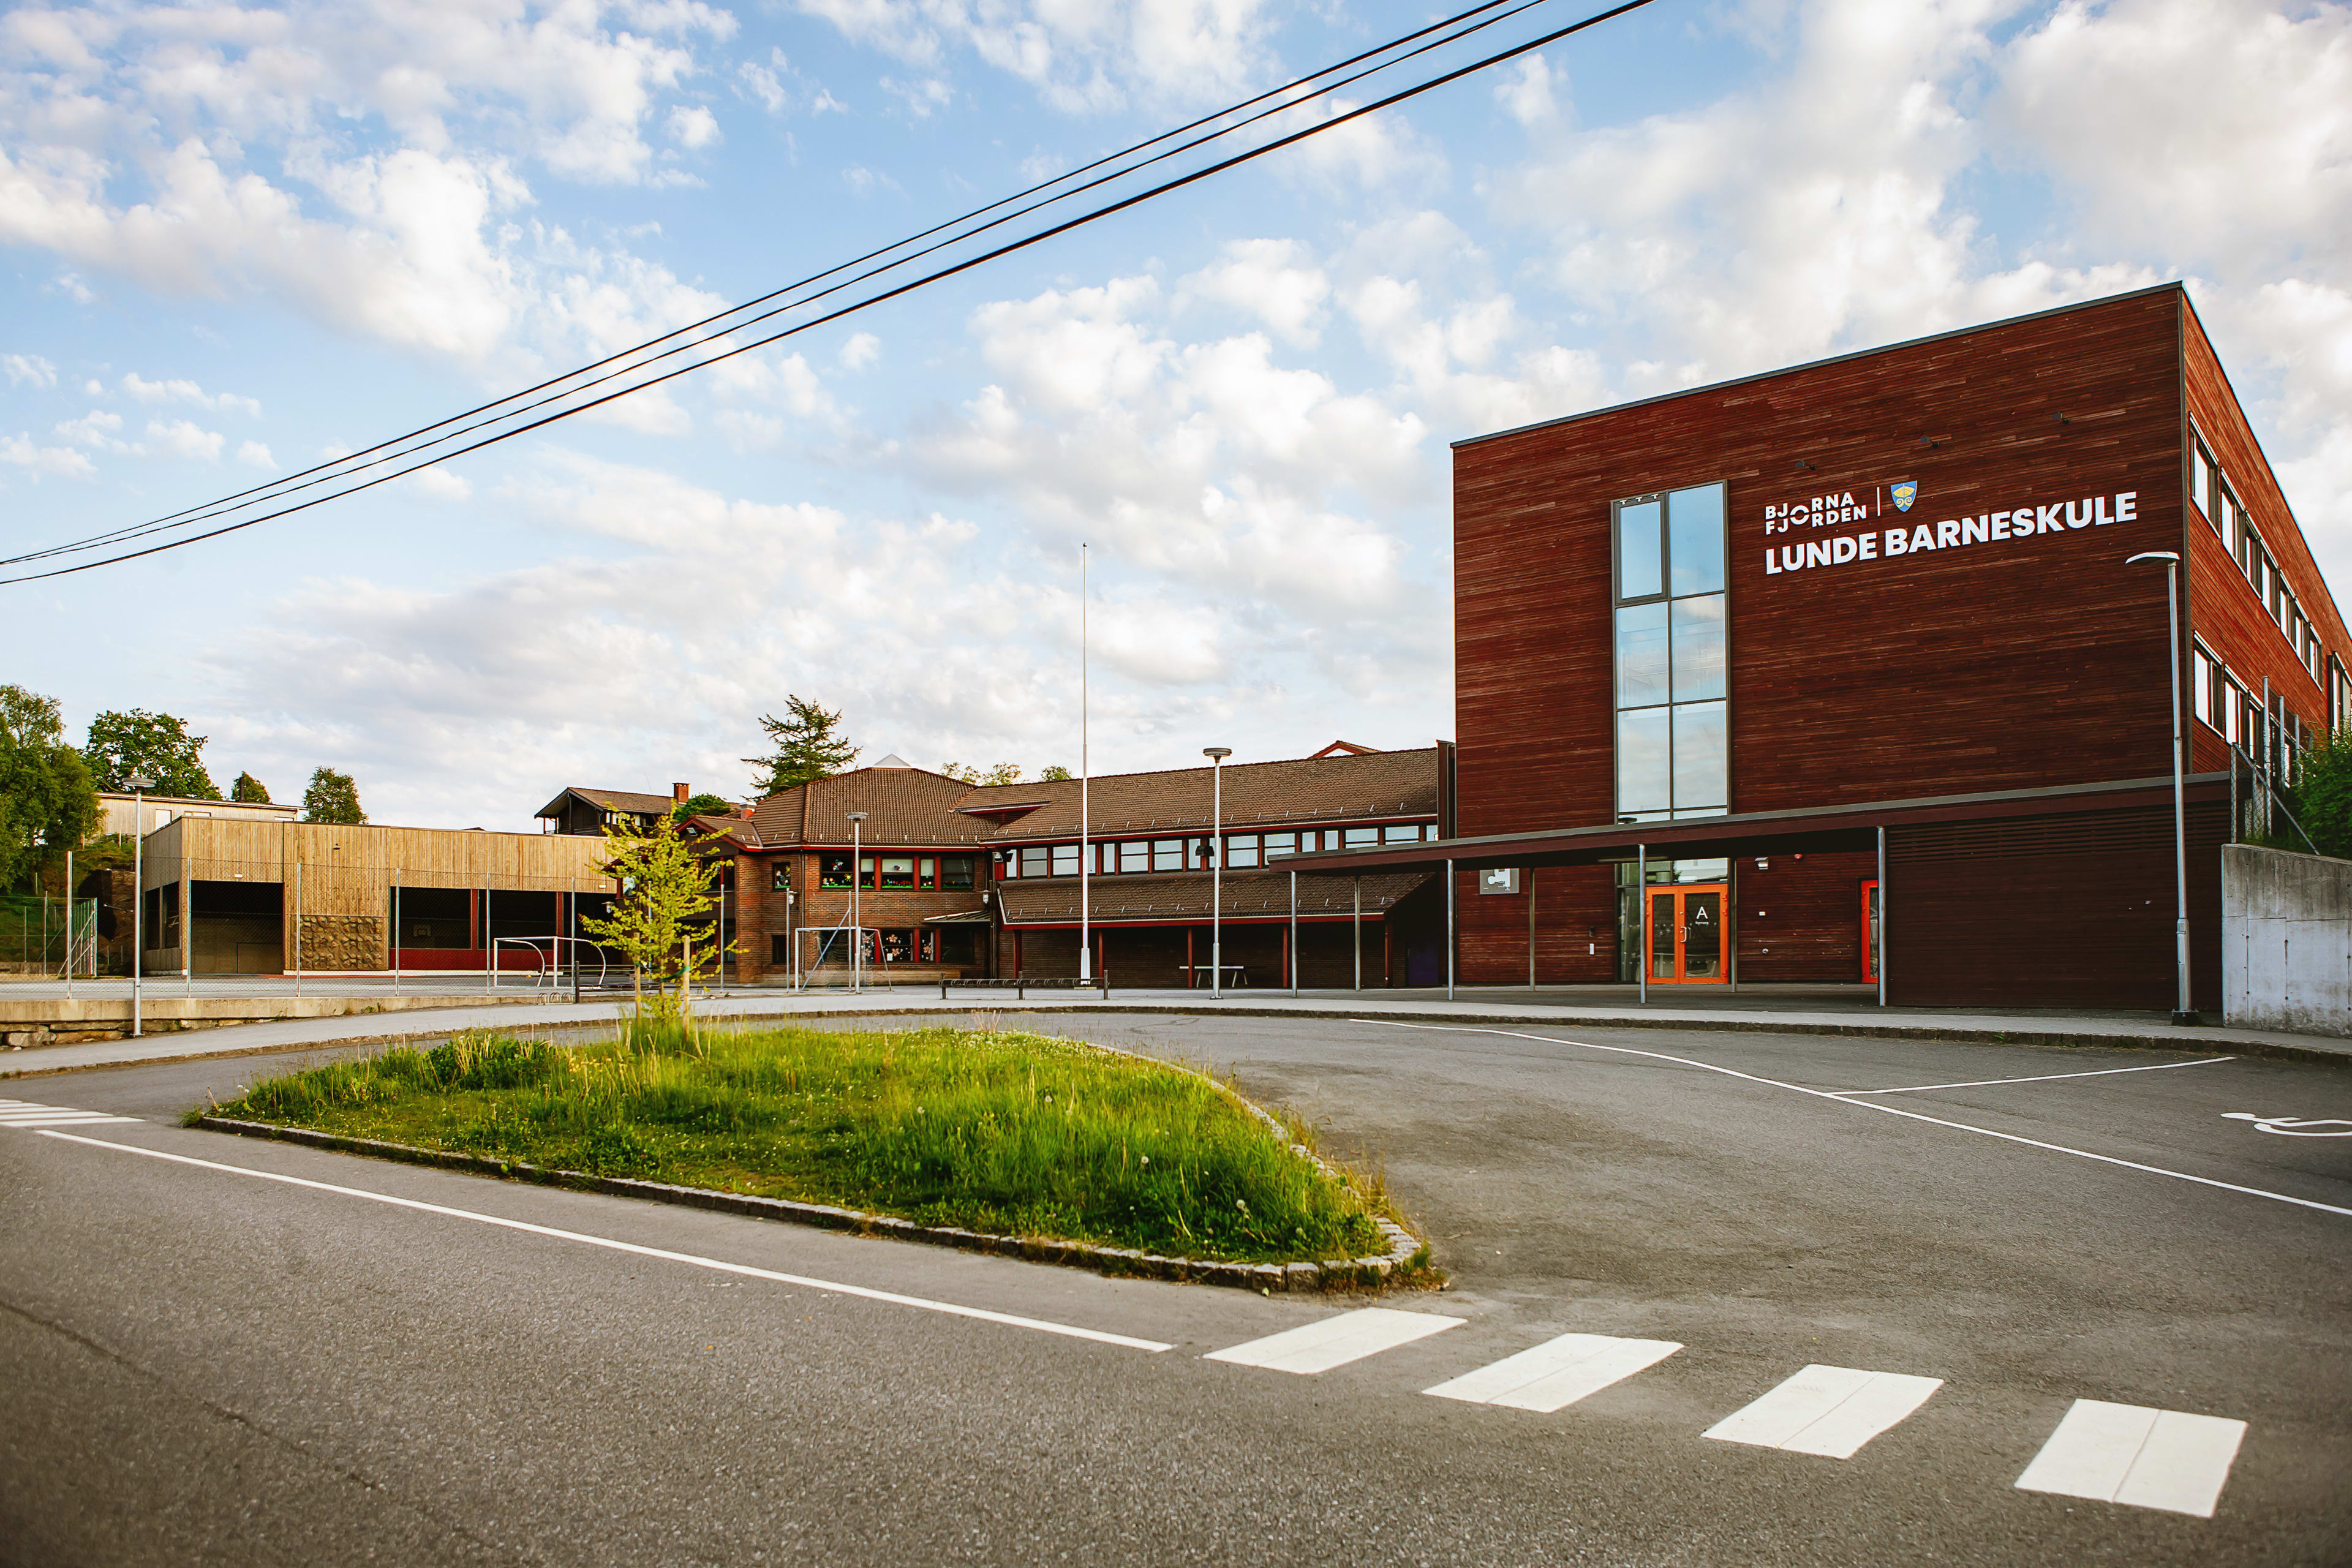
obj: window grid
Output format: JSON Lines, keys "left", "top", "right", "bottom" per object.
{"left": 1613, "top": 483, "right": 1730, "bottom": 820}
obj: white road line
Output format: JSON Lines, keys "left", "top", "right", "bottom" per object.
{"left": 1204, "top": 1307, "right": 1463, "bottom": 1374}
{"left": 1834, "top": 1058, "right": 2236, "bottom": 1095}
{"left": 1703, "top": 1365, "right": 1943, "bottom": 1459}
{"left": 32, "top": 1131, "right": 1172, "bottom": 1353}
{"left": 1368, "top": 1022, "right": 2352, "bottom": 1220}
{"left": 2016, "top": 1399, "right": 2247, "bottom": 1518}
{"left": 1423, "top": 1332, "right": 1681, "bottom": 1412}
{"left": 0, "top": 1102, "right": 140, "bottom": 1128}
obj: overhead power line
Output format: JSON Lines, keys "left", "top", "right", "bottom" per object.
{"left": 2, "top": 0, "right": 1657, "bottom": 586}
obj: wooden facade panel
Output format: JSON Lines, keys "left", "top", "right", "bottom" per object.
{"left": 1455, "top": 288, "right": 2195, "bottom": 842}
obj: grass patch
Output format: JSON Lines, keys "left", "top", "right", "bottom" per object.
{"left": 201, "top": 1023, "right": 1393, "bottom": 1265}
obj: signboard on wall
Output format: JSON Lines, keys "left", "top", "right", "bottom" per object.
{"left": 1761, "top": 484, "right": 2140, "bottom": 578}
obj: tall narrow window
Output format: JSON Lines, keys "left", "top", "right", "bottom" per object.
{"left": 1613, "top": 483, "right": 1729, "bottom": 819}
{"left": 2189, "top": 436, "right": 2215, "bottom": 529}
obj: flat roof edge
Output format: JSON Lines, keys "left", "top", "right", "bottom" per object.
{"left": 1450, "top": 281, "right": 2188, "bottom": 451}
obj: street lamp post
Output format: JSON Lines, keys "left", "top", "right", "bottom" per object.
{"left": 126, "top": 775, "right": 153, "bottom": 1038}
{"left": 1203, "top": 747, "right": 1231, "bottom": 997}
{"left": 2127, "top": 550, "right": 2198, "bottom": 1025}
{"left": 846, "top": 811, "right": 867, "bottom": 994}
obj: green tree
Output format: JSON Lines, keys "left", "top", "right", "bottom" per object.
{"left": 745, "top": 696, "right": 858, "bottom": 796}
{"left": 302, "top": 767, "right": 366, "bottom": 824}
{"left": 232, "top": 771, "right": 271, "bottom": 804}
{"left": 0, "top": 685, "right": 100, "bottom": 891}
{"left": 668, "top": 792, "right": 735, "bottom": 821}
{"left": 2289, "top": 731, "right": 2352, "bottom": 859}
{"left": 582, "top": 816, "right": 729, "bottom": 1030}
{"left": 1038, "top": 765, "right": 1073, "bottom": 782}
{"left": 943, "top": 762, "right": 1023, "bottom": 785}
{"left": 85, "top": 709, "right": 221, "bottom": 797}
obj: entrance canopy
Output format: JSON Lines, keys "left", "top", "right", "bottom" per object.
{"left": 1273, "top": 772, "right": 2226, "bottom": 874}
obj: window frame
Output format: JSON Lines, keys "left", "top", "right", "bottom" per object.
{"left": 1611, "top": 483, "right": 1731, "bottom": 820}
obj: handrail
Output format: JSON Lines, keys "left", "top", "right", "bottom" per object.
{"left": 2228, "top": 742, "right": 2322, "bottom": 856}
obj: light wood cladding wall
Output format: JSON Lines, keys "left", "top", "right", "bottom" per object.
{"left": 141, "top": 818, "right": 615, "bottom": 916}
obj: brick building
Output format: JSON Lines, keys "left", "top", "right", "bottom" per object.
{"left": 720, "top": 745, "right": 1447, "bottom": 987}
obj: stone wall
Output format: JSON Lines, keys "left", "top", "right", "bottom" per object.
{"left": 296, "top": 914, "right": 385, "bottom": 971}
{"left": 2222, "top": 845, "right": 2352, "bottom": 1037}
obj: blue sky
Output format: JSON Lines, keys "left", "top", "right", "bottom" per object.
{"left": 5, "top": 0, "right": 2350, "bottom": 827}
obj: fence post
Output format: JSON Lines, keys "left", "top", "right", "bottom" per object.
{"left": 64, "top": 850, "right": 72, "bottom": 998}
{"left": 392, "top": 869, "right": 401, "bottom": 994}
{"left": 294, "top": 859, "right": 303, "bottom": 1000}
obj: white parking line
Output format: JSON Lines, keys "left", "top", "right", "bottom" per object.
{"left": 1204, "top": 1307, "right": 1463, "bottom": 1374}
{"left": 1834, "top": 1058, "right": 2236, "bottom": 1096}
{"left": 1370, "top": 1022, "right": 2352, "bottom": 1220}
{"left": 2015, "top": 1399, "right": 2247, "bottom": 1518}
{"left": 33, "top": 1130, "right": 1172, "bottom": 1353}
{"left": 1423, "top": 1332, "right": 1681, "bottom": 1412}
{"left": 1703, "top": 1365, "right": 1943, "bottom": 1459}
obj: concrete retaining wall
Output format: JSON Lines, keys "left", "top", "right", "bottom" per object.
{"left": 2223, "top": 845, "right": 2352, "bottom": 1037}
{"left": 0, "top": 992, "right": 535, "bottom": 1049}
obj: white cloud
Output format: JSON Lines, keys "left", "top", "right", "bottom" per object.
{"left": 1177, "top": 238, "right": 1330, "bottom": 347}
{"left": 1494, "top": 54, "right": 1561, "bottom": 130}
{"left": 839, "top": 331, "right": 882, "bottom": 369}
{"left": 4, "top": 353, "right": 57, "bottom": 388}
{"left": 0, "top": 431, "right": 95, "bottom": 478}
{"left": 143, "top": 418, "right": 225, "bottom": 461}
{"left": 796, "top": 0, "right": 1278, "bottom": 114}
{"left": 668, "top": 104, "right": 722, "bottom": 148}
{"left": 55, "top": 409, "right": 123, "bottom": 447}
{"left": 409, "top": 464, "right": 473, "bottom": 500}
{"left": 121, "top": 372, "right": 261, "bottom": 416}
{"left": 236, "top": 439, "right": 276, "bottom": 469}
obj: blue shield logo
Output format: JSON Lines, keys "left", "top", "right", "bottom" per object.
{"left": 1891, "top": 481, "right": 1918, "bottom": 514}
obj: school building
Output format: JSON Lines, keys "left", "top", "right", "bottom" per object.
{"left": 1284, "top": 283, "right": 2345, "bottom": 1013}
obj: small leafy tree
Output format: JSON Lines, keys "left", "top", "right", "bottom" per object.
{"left": 581, "top": 816, "right": 731, "bottom": 1038}
{"left": 2288, "top": 731, "right": 2352, "bottom": 860}
{"left": 0, "top": 685, "right": 99, "bottom": 891}
{"left": 1038, "top": 764, "right": 1073, "bottom": 782}
{"left": 745, "top": 695, "right": 857, "bottom": 796}
{"left": 302, "top": 767, "right": 366, "bottom": 824}
{"left": 86, "top": 709, "right": 220, "bottom": 797}
{"left": 232, "top": 771, "right": 271, "bottom": 803}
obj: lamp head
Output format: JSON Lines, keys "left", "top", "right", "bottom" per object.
{"left": 1202, "top": 747, "right": 1232, "bottom": 760}
{"left": 845, "top": 810, "right": 867, "bottom": 822}
{"left": 126, "top": 775, "right": 154, "bottom": 792}
{"left": 2125, "top": 551, "right": 2180, "bottom": 566}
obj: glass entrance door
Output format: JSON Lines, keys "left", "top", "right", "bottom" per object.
{"left": 1646, "top": 884, "right": 1728, "bottom": 984}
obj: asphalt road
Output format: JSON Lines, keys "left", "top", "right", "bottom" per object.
{"left": 3, "top": 1015, "right": 2346, "bottom": 1566}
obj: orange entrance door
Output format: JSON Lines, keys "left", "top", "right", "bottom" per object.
{"left": 1861, "top": 879, "right": 1880, "bottom": 984}
{"left": 1646, "top": 884, "right": 1728, "bottom": 984}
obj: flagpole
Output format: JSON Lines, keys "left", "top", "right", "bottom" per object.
{"left": 1079, "top": 542, "right": 1091, "bottom": 982}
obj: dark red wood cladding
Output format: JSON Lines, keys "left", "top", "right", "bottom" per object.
{"left": 2181, "top": 301, "right": 2346, "bottom": 774}
{"left": 1454, "top": 287, "right": 2194, "bottom": 842}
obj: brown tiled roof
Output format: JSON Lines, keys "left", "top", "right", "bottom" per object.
{"left": 537, "top": 786, "right": 677, "bottom": 818}
{"left": 746, "top": 765, "right": 998, "bottom": 848}
{"left": 995, "top": 868, "right": 1432, "bottom": 925}
{"left": 969, "top": 747, "right": 1438, "bottom": 841}
{"left": 682, "top": 814, "right": 762, "bottom": 847}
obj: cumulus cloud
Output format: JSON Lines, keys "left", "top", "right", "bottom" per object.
{"left": 0, "top": 1, "right": 737, "bottom": 372}
{"left": 236, "top": 439, "right": 277, "bottom": 469}
{"left": 796, "top": 0, "right": 1279, "bottom": 113}
{"left": 121, "top": 372, "right": 262, "bottom": 416}
{"left": 1, "top": 431, "right": 95, "bottom": 478}
{"left": 4, "top": 353, "right": 57, "bottom": 388}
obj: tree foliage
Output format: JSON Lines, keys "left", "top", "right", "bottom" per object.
{"left": 581, "top": 816, "right": 728, "bottom": 1023}
{"left": 85, "top": 709, "right": 220, "bottom": 797}
{"left": 0, "top": 685, "right": 100, "bottom": 892}
{"left": 1038, "top": 765, "right": 1073, "bottom": 782}
{"left": 2289, "top": 731, "right": 2352, "bottom": 860}
{"left": 745, "top": 695, "right": 858, "bottom": 796}
{"left": 668, "top": 792, "right": 735, "bottom": 821}
{"left": 943, "top": 761, "right": 1024, "bottom": 786}
{"left": 232, "top": 771, "right": 272, "bottom": 803}
{"left": 302, "top": 767, "right": 366, "bottom": 824}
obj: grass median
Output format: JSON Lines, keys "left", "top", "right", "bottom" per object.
{"left": 200, "top": 1022, "right": 1399, "bottom": 1267}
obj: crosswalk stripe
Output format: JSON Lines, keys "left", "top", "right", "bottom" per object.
{"left": 1204, "top": 1308, "right": 1464, "bottom": 1374}
{"left": 1424, "top": 1332, "right": 1682, "bottom": 1412}
{"left": 2015, "top": 1400, "right": 2246, "bottom": 1517}
{"left": 0, "top": 1101, "right": 141, "bottom": 1128}
{"left": 1703, "top": 1365, "right": 1944, "bottom": 1459}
